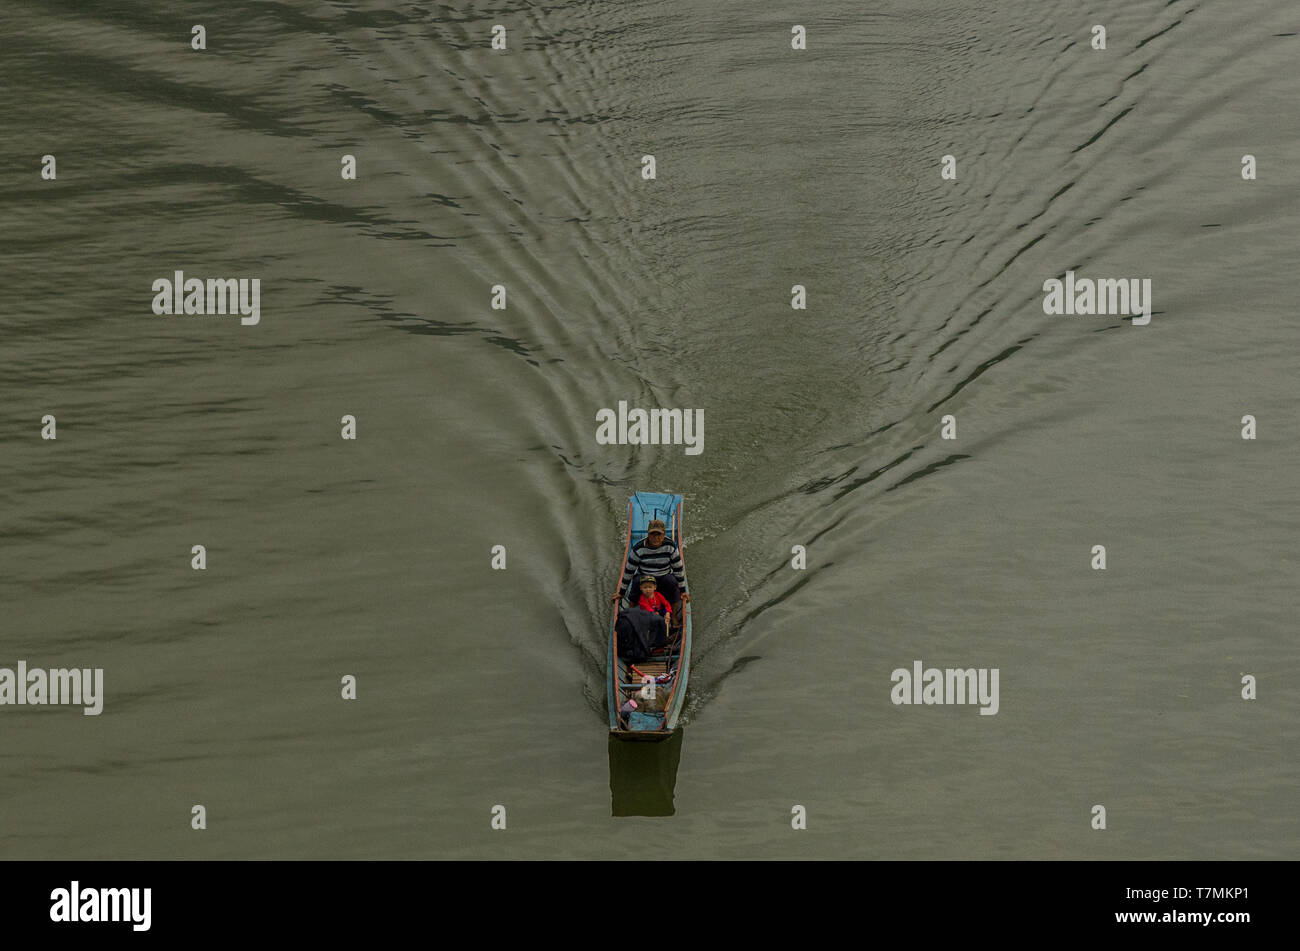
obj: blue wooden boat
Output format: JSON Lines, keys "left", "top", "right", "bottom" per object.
{"left": 607, "top": 492, "right": 692, "bottom": 738}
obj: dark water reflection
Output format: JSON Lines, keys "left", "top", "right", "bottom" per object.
{"left": 609, "top": 730, "right": 684, "bottom": 817}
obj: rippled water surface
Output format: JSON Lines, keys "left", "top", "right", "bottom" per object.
{"left": 2, "top": 0, "right": 1297, "bottom": 858}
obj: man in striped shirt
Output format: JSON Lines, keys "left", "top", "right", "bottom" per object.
{"left": 612, "top": 519, "right": 690, "bottom": 618}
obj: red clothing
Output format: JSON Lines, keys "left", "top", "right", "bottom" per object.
{"left": 636, "top": 592, "right": 672, "bottom": 616}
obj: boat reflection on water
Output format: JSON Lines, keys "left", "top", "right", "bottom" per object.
{"left": 608, "top": 729, "right": 684, "bottom": 817}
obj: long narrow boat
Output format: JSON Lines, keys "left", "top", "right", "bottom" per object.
{"left": 607, "top": 492, "right": 692, "bottom": 738}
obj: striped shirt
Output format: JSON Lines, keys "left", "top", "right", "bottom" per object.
{"left": 620, "top": 537, "right": 687, "bottom": 601}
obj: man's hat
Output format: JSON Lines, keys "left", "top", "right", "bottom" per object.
{"left": 647, "top": 519, "right": 667, "bottom": 533}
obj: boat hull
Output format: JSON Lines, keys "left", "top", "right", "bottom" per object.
{"left": 607, "top": 493, "right": 691, "bottom": 737}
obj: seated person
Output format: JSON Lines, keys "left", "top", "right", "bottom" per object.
{"left": 633, "top": 575, "right": 672, "bottom": 624}
{"left": 615, "top": 582, "right": 670, "bottom": 661}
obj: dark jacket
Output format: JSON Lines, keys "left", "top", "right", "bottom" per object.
{"left": 615, "top": 607, "right": 667, "bottom": 661}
